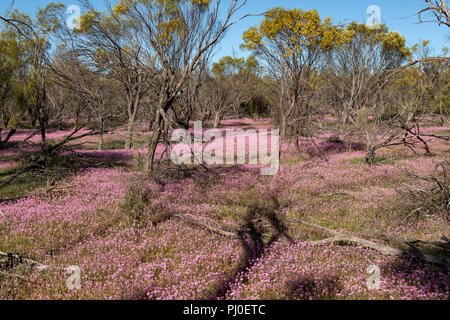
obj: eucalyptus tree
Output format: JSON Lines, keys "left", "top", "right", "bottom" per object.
{"left": 3, "top": 4, "right": 67, "bottom": 153}
{"left": 113, "top": 0, "right": 249, "bottom": 171}
{"left": 322, "top": 22, "right": 423, "bottom": 164}
{"left": 0, "top": 1, "right": 27, "bottom": 143}
{"left": 391, "top": 41, "right": 449, "bottom": 117}
{"left": 171, "top": 67, "right": 207, "bottom": 130}
{"left": 0, "top": 24, "right": 25, "bottom": 143}
{"left": 326, "top": 23, "right": 412, "bottom": 125}
{"left": 74, "top": 1, "right": 158, "bottom": 150}
{"left": 242, "top": 8, "right": 345, "bottom": 139}
{"left": 50, "top": 51, "right": 122, "bottom": 150}
{"left": 204, "top": 55, "right": 262, "bottom": 127}
{"left": 418, "top": 0, "right": 450, "bottom": 27}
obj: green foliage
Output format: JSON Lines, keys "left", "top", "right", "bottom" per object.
{"left": 391, "top": 39, "right": 449, "bottom": 116}
{"left": 241, "top": 94, "right": 271, "bottom": 117}
{"left": 0, "top": 27, "right": 28, "bottom": 127}
{"left": 0, "top": 2, "right": 67, "bottom": 130}
{"left": 120, "top": 178, "right": 172, "bottom": 228}
{"left": 212, "top": 55, "right": 262, "bottom": 78}
{"left": 37, "top": 2, "right": 65, "bottom": 33}
{"left": 387, "top": 162, "right": 450, "bottom": 223}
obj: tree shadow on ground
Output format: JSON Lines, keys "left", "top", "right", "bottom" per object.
{"left": 287, "top": 273, "right": 342, "bottom": 300}
{"left": 379, "top": 250, "right": 449, "bottom": 299}
{"left": 0, "top": 151, "right": 130, "bottom": 200}
{"left": 206, "top": 196, "right": 294, "bottom": 300}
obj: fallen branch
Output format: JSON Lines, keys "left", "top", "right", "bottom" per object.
{"left": 0, "top": 251, "right": 48, "bottom": 271}
{"left": 14, "top": 129, "right": 40, "bottom": 148}
{"left": 0, "top": 270, "right": 31, "bottom": 282}
{"left": 173, "top": 213, "right": 239, "bottom": 238}
{"left": 307, "top": 237, "right": 338, "bottom": 246}
{"left": 377, "top": 232, "right": 450, "bottom": 250}
{"left": 47, "top": 126, "right": 97, "bottom": 154}
{"left": 42, "top": 184, "right": 76, "bottom": 194}
{"left": 0, "top": 163, "right": 41, "bottom": 188}
{"left": 318, "top": 192, "right": 356, "bottom": 200}
{"left": 158, "top": 209, "right": 450, "bottom": 268}
{"left": 286, "top": 219, "right": 450, "bottom": 268}
{"left": 0, "top": 196, "right": 29, "bottom": 203}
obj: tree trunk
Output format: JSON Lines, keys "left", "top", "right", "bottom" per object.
{"left": 183, "top": 115, "right": 191, "bottom": 130}
{"left": 3, "top": 128, "right": 16, "bottom": 144}
{"left": 125, "top": 96, "right": 140, "bottom": 150}
{"left": 296, "top": 136, "right": 302, "bottom": 154}
{"left": 98, "top": 116, "right": 104, "bottom": 151}
{"left": 416, "top": 135, "right": 431, "bottom": 155}
{"left": 74, "top": 112, "right": 80, "bottom": 129}
{"left": 144, "top": 112, "right": 163, "bottom": 172}
{"left": 125, "top": 116, "right": 135, "bottom": 150}
{"left": 213, "top": 114, "right": 221, "bottom": 128}
{"left": 279, "top": 115, "right": 286, "bottom": 140}
{"left": 39, "top": 117, "right": 47, "bottom": 154}
{"left": 342, "top": 111, "right": 350, "bottom": 125}
{"left": 365, "top": 149, "right": 375, "bottom": 166}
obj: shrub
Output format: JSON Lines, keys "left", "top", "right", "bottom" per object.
{"left": 120, "top": 178, "right": 173, "bottom": 228}
{"left": 389, "top": 161, "right": 449, "bottom": 223}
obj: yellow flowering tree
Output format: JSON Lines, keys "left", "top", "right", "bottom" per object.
{"left": 242, "top": 8, "right": 346, "bottom": 138}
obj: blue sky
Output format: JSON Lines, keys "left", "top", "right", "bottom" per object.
{"left": 2, "top": 0, "right": 449, "bottom": 61}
